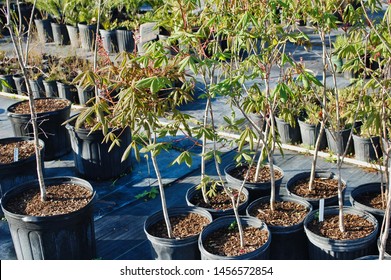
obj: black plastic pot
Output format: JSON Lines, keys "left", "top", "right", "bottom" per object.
{"left": 352, "top": 134, "right": 382, "bottom": 162}
{"left": 198, "top": 215, "right": 271, "bottom": 260}
{"left": 43, "top": 80, "right": 58, "bottom": 97}
{"left": 0, "top": 137, "right": 45, "bottom": 215}
{"left": 51, "top": 23, "right": 70, "bottom": 45}
{"left": 325, "top": 127, "right": 353, "bottom": 155}
{"left": 248, "top": 112, "right": 266, "bottom": 131}
{"left": 66, "top": 25, "right": 79, "bottom": 48}
{"left": 285, "top": 171, "right": 346, "bottom": 209}
{"left": 0, "top": 74, "right": 17, "bottom": 93}
{"left": 246, "top": 195, "right": 312, "bottom": 259}
{"left": 304, "top": 206, "right": 378, "bottom": 260}
{"left": 116, "top": 29, "right": 135, "bottom": 53}
{"left": 78, "top": 23, "right": 96, "bottom": 51}
{"left": 99, "top": 29, "right": 117, "bottom": 53}
{"left": 356, "top": 255, "right": 391, "bottom": 260}
{"left": 224, "top": 162, "right": 284, "bottom": 203}
{"left": 57, "top": 81, "right": 79, "bottom": 104}
{"left": 1, "top": 176, "right": 96, "bottom": 260}
{"left": 76, "top": 86, "right": 94, "bottom": 105}
{"left": 28, "top": 78, "right": 45, "bottom": 98}
{"left": 349, "top": 182, "right": 385, "bottom": 227}
{"left": 34, "top": 19, "right": 53, "bottom": 43}
{"left": 185, "top": 184, "right": 249, "bottom": 219}
{"left": 298, "top": 119, "right": 327, "bottom": 150}
{"left": 66, "top": 120, "right": 132, "bottom": 180}
{"left": 7, "top": 98, "right": 72, "bottom": 160}
{"left": 144, "top": 207, "right": 213, "bottom": 260}
{"left": 275, "top": 117, "right": 302, "bottom": 145}
{"left": 12, "top": 74, "right": 27, "bottom": 96}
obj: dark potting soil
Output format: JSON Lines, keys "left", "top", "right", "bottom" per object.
{"left": 5, "top": 184, "right": 93, "bottom": 216}
{"left": 227, "top": 165, "right": 283, "bottom": 183}
{"left": 387, "top": 237, "right": 391, "bottom": 255}
{"left": 355, "top": 192, "right": 387, "bottom": 210}
{"left": 190, "top": 188, "right": 247, "bottom": 210}
{"left": 148, "top": 213, "right": 210, "bottom": 239}
{"left": 248, "top": 201, "right": 309, "bottom": 227}
{"left": 10, "top": 98, "right": 70, "bottom": 114}
{"left": 0, "top": 140, "right": 36, "bottom": 164}
{"left": 290, "top": 177, "right": 343, "bottom": 199}
{"left": 307, "top": 214, "right": 375, "bottom": 240}
{"left": 204, "top": 226, "right": 269, "bottom": 257}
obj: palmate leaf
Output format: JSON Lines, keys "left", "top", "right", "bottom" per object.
{"left": 170, "top": 151, "right": 193, "bottom": 167}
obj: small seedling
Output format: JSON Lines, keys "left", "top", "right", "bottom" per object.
{"left": 135, "top": 187, "right": 159, "bottom": 201}
{"left": 325, "top": 153, "right": 337, "bottom": 163}
{"left": 228, "top": 220, "right": 238, "bottom": 231}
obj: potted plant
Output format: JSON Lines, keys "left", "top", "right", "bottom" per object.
{"left": 65, "top": 48, "right": 133, "bottom": 180}
{"left": 350, "top": 84, "right": 382, "bottom": 163}
{"left": 42, "top": 55, "right": 61, "bottom": 97}
{"left": 275, "top": 80, "right": 304, "bottom": 145}
{"left": 76, "top": 0, "right": 99, "bottom": 51}
{"left": 55, "top": 55, "right": 89, "bottom": 104}
{"left": 2, "top": 0, "right": 96, "bottom": 260}
{"left": 0, "top": 52, "right": 18, "bottom": 94}
{"left": 324, "top": 86, "right": 361, "bottom": 155}
{"left": 27, "top": 0, "right": 53, "bottom": 43}
{"left": 63, "top": 0, "right": 82, "bottom": 48}
{"left": 99, "top": 2, "right": 118, "bottom": 54}
{"left": 26, "top": 49, "right": 46, "bottom": 98}
{"left": 114, "top": 19, "right": 138, "bottom": 53}
{"left": 298, "top": 91, "right": 327, "bottom": 150}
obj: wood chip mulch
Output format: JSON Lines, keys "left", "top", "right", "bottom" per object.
{"left": 10, "top": 99, "right": 70, "bottom": 114}
{"left": 5, "top": 183, "right": 93, "bottom": 216}
{"left": 248, "top": 201, "right": 310, "bottom": 227}
{"left": 227, "top": 165, "right": 283, "bottom": 183}
{"left": 355, "top": 192, "right": 387, "bottom": 210}
{"left": 203, "top": 225, "right": 269, "bottom": 257}
{"left": 307, "top": 214, "right": 375, "bottom": 240}
{"left": 290, "top": 177, "right": 344, "bottom": 199}
{"left": 0, "top": 140, "right": 36, "bottom": 164}
{"left": 190, "top": 188, "right": 247, "bottom": 210}
{"left": 148, "top": 213, "right": 210, "bottom": 239}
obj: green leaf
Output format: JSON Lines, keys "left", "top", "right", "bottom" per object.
{"left": 121, "top": 143, "right": 132, "bottom": 162}
{"left": 150, "top": 78, "right": 159, "bottom": 94}
{"left": 281, "top": 53, "right": 294, "bottom": 66}
{"left": 136, "top": 77, "right": 154, "bottom": 90}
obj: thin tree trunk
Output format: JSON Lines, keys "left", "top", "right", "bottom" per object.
{"left": 94, "top": 0, "right": 102, "bottom": 103}
{"left": 5, "top": 0, "right": 46, "bottom": 201}
{"left": 151, "top": 151, "right": 173, "bottom": 238}
{"left": 201, "top": 96, "right": 211, "bottom": 204}
{"left": 379, "top": 168, "right": 391, "bottom": 259}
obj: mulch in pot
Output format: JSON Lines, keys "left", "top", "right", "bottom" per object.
{"left": 227, "top": 165, "right": 283, "bottom": 183}
{"left": 148, "top": 213, "right": 210, "bottom": 239}
{"left": 190, "top": 188, "right": 247, "bottom": 210}
{"left": 307, "top": 214, "right": 375, "bottom": 240}
{"left": 9, "top": 99, "right": 70, "bottom": 114}
{"left": 5, "top": 183, "right": 93, "bottom": 216}
{"left": 204, "top": 225, "right": 269, "bottom": 257}
{"left": 355, "top": 192, "right": 387, "bottom": 210}
{"left": 290, "top": 177, "right": 344, "bottom": 199}
{"left": 0, "top": 140, "right": 35, "bottom": 164}
{"left": 248, "top": 201, "right": 309, "bottom": 226}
